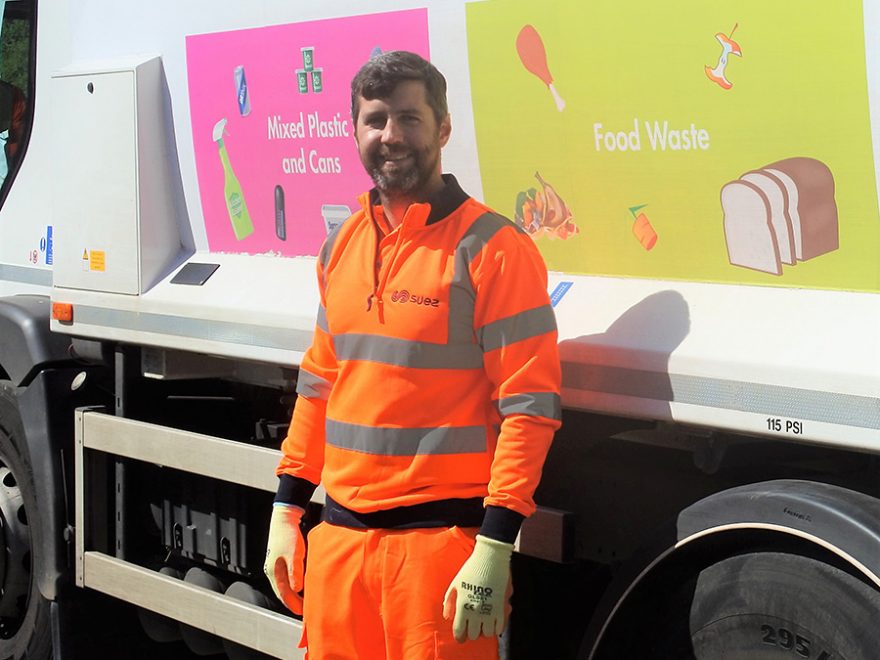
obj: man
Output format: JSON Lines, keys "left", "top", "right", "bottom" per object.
{"left": 265, "top": 51, "right": 561, "bottom": 659}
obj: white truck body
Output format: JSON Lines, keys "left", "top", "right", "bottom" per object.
{"left": 0, "top": 0, "right": 877, "bottom": 658}
{"left": 15, "top": 0, "right": 874, "bottom": 446}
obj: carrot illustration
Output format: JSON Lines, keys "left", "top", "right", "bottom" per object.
{"left": 516, "top": 25, "right": 565, "bottom": 111}
{"left": 629, "top": 205, "right": 658, "bottom": 251}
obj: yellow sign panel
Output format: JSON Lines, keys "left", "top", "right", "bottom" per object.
{"left": 89, "top": 249, "right": 106, "bottom": 272}
{"left": 466, "top": 0, "right": 879, "bottom": 292}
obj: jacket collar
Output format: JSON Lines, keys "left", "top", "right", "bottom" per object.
{"left": 362, "top": 174, "right": 470, "bottom": 228}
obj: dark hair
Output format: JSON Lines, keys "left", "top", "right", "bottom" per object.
{"left": 351, "top": 51, "right": 448, "bottom": 126}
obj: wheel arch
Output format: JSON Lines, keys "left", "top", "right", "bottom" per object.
{"left": 676, "top": 479, "right": 880, "bottom": 587}
{"left": 583, "top": 479, "right": 880, "bottom": 658}
{"left": 0, "top": 295, "right": 93, "bottom": 602}
{"left": 0, "top": 295, "right": 71, "bottom": 385}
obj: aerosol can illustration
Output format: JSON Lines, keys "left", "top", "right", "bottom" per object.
{"left": 213, "top": 118, "right": 253, "bottom": 240}
{"left": 275, "top": 184, "right": 286, "bottom": 240}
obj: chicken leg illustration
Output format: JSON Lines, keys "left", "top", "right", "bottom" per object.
{"left": 705, "top": 24, "right": 742, "bottom": 90}
{"left": 517, "top": 25, "right": 566, "bottom": 111}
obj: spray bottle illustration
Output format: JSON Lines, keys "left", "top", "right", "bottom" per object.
{"left": 213, "top": 118, "right": 253, "bottom": 240}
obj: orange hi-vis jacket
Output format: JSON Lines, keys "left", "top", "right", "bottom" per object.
{"left": 276, "top": 175, "right": 561, "bottom": 527}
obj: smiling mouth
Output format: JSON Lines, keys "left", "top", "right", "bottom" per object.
{"left": 381, "top": 155, "right": 412, "bottom": 170}
{"left": 381, "top": 149, "right": 413, "bottom": 162}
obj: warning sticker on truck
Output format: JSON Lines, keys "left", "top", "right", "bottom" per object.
{"left": 82, "top": 249, "right": 105, "bottom": 272}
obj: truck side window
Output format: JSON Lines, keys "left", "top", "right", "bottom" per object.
{"left": 0, "top": 0, "right": 33, "bottom": 191}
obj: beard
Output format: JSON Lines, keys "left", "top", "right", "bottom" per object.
{"left": 364, "top": 143, "right": 440, "bottom": 197}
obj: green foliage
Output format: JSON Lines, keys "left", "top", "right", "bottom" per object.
{"left": 0, "top": 16, "right": 31, "bottom": 93}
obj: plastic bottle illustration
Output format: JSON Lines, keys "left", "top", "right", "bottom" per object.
{"left": 213, "top": 118, "right": 253, "bottom": 240}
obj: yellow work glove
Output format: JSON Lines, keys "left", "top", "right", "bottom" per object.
{"left": 263, "top": 504, "right": 305, "bottom": 615}
{"left": 442, "top": 535, "right": 514, "bottom": 642}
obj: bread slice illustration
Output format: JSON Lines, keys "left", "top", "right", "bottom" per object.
{"left": 762, "top": 157, "right": 838, "bottom": 261}
{"left": 740, "top": 170, "right": 796, "bottom": 265}
{"left": 721, "top": 157, "right": 838, "bottom": 275}
{"left": 721, "top": 180, "right": 782, "bottom": 275}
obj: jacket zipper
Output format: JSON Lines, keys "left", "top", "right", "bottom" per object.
{"left": 366, "top": 218, "right": 383, "bottom": 312}
{"left": 366, "top": 203, "right": 428, "bottom": 319}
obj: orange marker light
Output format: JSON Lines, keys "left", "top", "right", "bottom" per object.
{"left": 52, "top": 302, "right": 73, "bottom": 322}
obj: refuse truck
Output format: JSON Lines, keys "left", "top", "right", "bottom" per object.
{"left": 0, "top": 0, "right": 877, "bottom": 657}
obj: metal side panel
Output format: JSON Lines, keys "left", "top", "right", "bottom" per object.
{"left": 76, "top": 408, "right": 324, "bottom": 504}
{"left": 75, "top": 409, "right": 327, "bottom": 498}
{"left": 80, "top": 410, "right": 282, "bottom": 491}
{"left": 75, "top": 409, "right": 84, "bottom": 587}
{"left": 74, "top": 409, "right": 323, "bottom": 659}
{"left": 82, "top": 552, "right": 303, "bottom": 659}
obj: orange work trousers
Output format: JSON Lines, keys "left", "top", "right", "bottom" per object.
{"left": 300, "top": 522, "right": 499, "bottom": 660}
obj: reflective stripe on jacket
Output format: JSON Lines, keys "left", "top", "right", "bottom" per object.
{"left": 277, "top": 175, "right": 561, "bottom": 518}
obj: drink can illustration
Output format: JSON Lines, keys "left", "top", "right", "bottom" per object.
{"left": 302, "top": 46, "right": 315, "bottom": 71}
{"left": 296, "top": 69, "right": 308, "bottom": 94}
{"left": 234, "top": 65, "right": 251, "bottom": 116}
{"left": 275, "top": 184, "right": 287, "bottom": 241}
{"left": 311, "top": 68, "right": 323, "bottom": 94}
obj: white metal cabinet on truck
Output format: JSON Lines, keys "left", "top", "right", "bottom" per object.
{"left": 0, "top": 0, "right": 876, "bottom": 658}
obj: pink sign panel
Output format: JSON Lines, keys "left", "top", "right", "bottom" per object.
{"left": 186, "top": 10, "right": 430, "bottom": 256}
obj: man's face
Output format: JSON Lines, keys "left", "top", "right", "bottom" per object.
{"left": 354, "top": 80, "right": 451, "bottom": 199}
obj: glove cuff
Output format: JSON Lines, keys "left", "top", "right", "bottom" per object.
{"left": 273, "top": 502, "right": 305, "bottom": 514}
{"left": 474, "top": 534, "right": 514, "bottom": 558}
{"left": 271, "top": 503, "right": 304, "bottom": 523}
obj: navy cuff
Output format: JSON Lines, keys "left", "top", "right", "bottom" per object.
{"left": 274, "top": 474, "right": 318, "bottom": 509}
{"left": 478, "top": 505, "right": 525, "bottom": 544}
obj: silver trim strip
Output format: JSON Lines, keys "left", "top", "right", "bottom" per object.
{"left": 326, "top": 419, "right": 487, "bottom": 455}
{"left": 316, "top": 304, "right": 328, "bottom": 332}
{"left": 80, "top": 412, "right": 281, "bottom": 491}
{"left": 296, "top": 367, "right": 332, "bottom": 400}
{"left": 83, "top": 552, "right": 303, "bottom": 659}
{"left": 448, "top": 213, "right": 506, "bottom": 346}
{"left": 497, "top": 392, "right": 562, "bottom": 420}
{"left": 71, "top": 304, "right": 314, "bottom": 352}
{"left": 334, "top": 333, "right": 483, "bottom": 369}
{"left": 562, "top": 363, "right": 880, "bottom": 429}
{"left": 0, "top": 264, "right": 51, "bottom": 286}
{"left": 479, "top": 304, "right": 556, "bottom": 352}
{"left": 75, "top": 409, "right": 88, "bottom": 588}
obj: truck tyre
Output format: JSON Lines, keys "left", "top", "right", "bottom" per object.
{"left": 0, "top": 389, "right": 51, "bottom": 660}
{"left": 655, "top": 551, "right": 880, "bottom": 659}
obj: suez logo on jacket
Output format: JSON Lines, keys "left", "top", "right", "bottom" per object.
{"left": 390, "top": 289, "right": 441, "bottom": 307}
